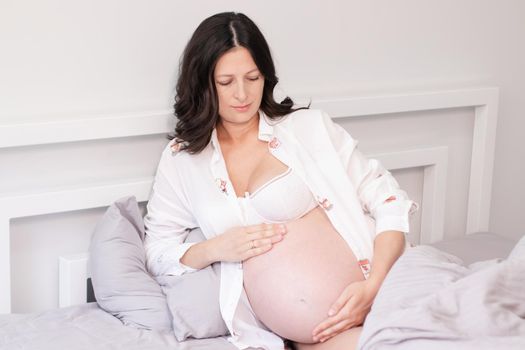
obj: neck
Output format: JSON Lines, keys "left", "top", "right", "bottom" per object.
{"left": 216, "top": 112, "right": 259, "bottom": 146}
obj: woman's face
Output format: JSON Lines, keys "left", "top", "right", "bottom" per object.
{"left": 214, "top": 46, "right": 264, "bottom": 125}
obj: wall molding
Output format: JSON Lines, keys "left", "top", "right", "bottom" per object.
{"left": 0, "top": 87, "right": 497, "bottom": 148}
{"left": 373, "top": 147, "right": 448, "bottom": 244}
{"left": 0, "top": 111, "right": 173, "bottom": 149}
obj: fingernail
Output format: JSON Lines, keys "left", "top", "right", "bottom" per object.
{"left": 328, "top": 309, "right": 335, "bottom": 316}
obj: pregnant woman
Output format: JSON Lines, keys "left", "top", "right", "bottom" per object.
{"left": 144, "top": 12, "right": 416, "bottom": 350}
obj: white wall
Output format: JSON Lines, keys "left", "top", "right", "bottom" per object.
{"left": 1, "top": 0, "right": 524, "bottom": 312}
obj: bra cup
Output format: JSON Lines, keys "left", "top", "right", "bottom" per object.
{"left": 245, "top": 169, "right": 317, "bottom": 223}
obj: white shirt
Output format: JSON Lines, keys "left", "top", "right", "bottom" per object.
{"left": 144, "top": 109, "right": 417, "bottom": 350}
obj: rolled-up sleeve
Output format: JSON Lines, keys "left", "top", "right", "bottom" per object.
{"left": 144, "top": 147, "right": 199, "bottom": 276}
{"left": 321, "top": 111, "right": 418, "bottom": 236}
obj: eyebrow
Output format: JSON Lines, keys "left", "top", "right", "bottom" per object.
{"left": 215, "top": 68, "right": 260, "bottom": 78}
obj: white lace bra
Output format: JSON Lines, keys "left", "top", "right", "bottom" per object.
{"left": 238, "top": 167, "right": 318, "bottom": 224}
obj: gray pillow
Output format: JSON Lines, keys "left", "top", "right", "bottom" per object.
{"left": 89, "top": 196, "right": 172, "bottom": 331}
{"left": 89, "top": 195, "right": 228, "bottom": 340}
{"left": 156, "top": 228, "right": 228, "bottom": 341}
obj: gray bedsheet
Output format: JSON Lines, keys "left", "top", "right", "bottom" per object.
{"left": 0, "top": 303, "right": 237, "bottom": 350}
{"left": 358, "top": 241, "right": 525, "bottom": 350}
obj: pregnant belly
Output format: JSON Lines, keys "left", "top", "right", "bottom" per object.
{"left": 243, "top": 207, "right": 365, "bottom": 343}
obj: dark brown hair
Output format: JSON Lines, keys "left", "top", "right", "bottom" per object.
{"left": 172, "top": 12, "right": 308, "bottom": 154}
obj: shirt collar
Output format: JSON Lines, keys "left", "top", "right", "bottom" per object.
{"left": 210, "top": 110, "right": 274, "bottom": 150}
{"left": 257, "top": 110, "right": 274, "bottom": 142}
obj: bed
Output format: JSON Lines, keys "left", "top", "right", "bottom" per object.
{"left": 0, "top": 303, "right": 236, "bottom": 350}
{"left": 1, "top": 235, "right": 520, "bottom": 350}
{"left": 1, "top": 87, "right": 523, "bottom": 350}
{"left": 1, "top": 233, "right": 520, "bottom": 350}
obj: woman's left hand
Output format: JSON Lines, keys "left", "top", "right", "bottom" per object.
{"left": 311, "top": 279, "right": 380, "bottom": 343}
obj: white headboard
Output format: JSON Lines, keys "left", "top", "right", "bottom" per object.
{"left": 0, "top": 87, "right": 499, "bottom": 313}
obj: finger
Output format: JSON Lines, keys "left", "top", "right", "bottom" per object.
{"left": 245, "top": 227, "right": 274, "bottom": 240}
{"left": 244, "top": 238, "right": 258, "bottom": 251}
{"left": 248, "top": 234, "right": 284, "bottom": 250}
{"left": 246, "top": 229, "right": 282, "bottom": 242}
{"left": 244, "top": 222, "right": 271, "bottom": 234}
{"left": 260, "top": 224, "right": 286, "bottom": 237}
{"left": 271, "top": 223, "right": 287, "bottom": 234}
{"left": 315, "top": 299, "right": 363, "bottom": 341}
{"left": 328, "top": 286, "right": 353, "bottom": 317}
{"left": 257, "top": 227, "right": 278, "bottom": 240}
{"left": 312, "top": 314, "right": 342, "bottom": 337}
{"left": 253, "top": 235, "right": 283, "bottom": 249}
{"left": 268, "top": 234, "right": 284, "bottom": 244}
{"left": 313, "top": 318, "right": 349, "bottom": 342}
{"left": 312, "top": 297, "right": 356, "bottom": 336}
{"left": 246, "top": 223, "right": 287, "bottom": 236}
{"left": 242, "top": 243, "right": 272, "bottom": 260}
{"left": 317, "top": 321, "right": 353, "bottom": 343}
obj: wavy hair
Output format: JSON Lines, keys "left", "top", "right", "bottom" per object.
{"left": 172, "top": 12, "right": 308, "bottom": 154}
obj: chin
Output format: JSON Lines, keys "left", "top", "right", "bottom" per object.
{"left": 223, "top": 109, "right": 259, "bottom": 123}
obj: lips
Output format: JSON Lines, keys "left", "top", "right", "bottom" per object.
{"left": 232, "top": 103, "right": 251, "bottom": 111}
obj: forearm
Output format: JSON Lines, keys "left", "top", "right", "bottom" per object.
{"left": 179, "top": 239, "right": 216, "bottom": 270}
{"left": 368, "top": 230, "right": 405, "bottom": 289}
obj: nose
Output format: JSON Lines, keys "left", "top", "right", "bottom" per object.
{"left": 234, "top": 81, "right": 247, "bottom": 102}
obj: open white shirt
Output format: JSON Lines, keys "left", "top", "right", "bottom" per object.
{"left": 144, "top": 109, "right": 417, "bottom": 350}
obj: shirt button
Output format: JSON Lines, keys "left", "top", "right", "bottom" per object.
{"left": 268, "top": 137, "right": 280, "bottom": 149}
{"left": 317, "top": 197, "right": 333, "bottom": 210}
{"left": 170, "top": 139, "right": 185, "bottom": 153}
{"left": 215, "top": 178, "right": 228, "bottom": 195}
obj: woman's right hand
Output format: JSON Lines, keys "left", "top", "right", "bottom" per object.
{"left": 208, "top": 223, "right": 287, "bottom": 263}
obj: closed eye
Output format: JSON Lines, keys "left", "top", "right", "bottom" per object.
{"left": 216, "top": 75, "right": 261, "bottom": 86}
